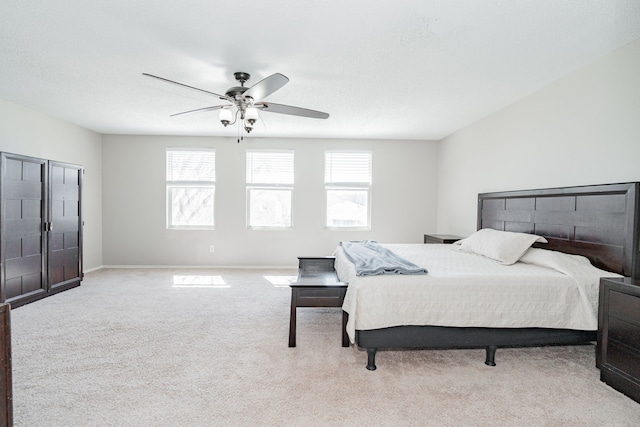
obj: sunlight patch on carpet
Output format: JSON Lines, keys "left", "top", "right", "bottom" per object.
{"left": 263, "top": 275, "right": 297, "bottom": 287}
{"left": 172, "top": 275, "right": 229, "bottom": 288}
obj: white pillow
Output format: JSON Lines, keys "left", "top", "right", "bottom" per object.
{"left": 454, "top": 228, "right": 547, "bottom": 265}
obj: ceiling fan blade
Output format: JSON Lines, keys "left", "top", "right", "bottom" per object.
{"left": 243, "top": 73, "right": 289, "bottom": 101}
{"left": 256, "top": 102, "right": 329, "bottom": 119}
{"left": 170, "top": 105, "right": 230, "bottom": 117}
{"left": 143, "top": 73, "right": 231, "bottom": 101}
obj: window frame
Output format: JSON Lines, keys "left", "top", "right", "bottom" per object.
{"left": 166, "top": 148, "right": 216, "bottom": 230}
{"left": 246, "top": 149, "right": 294, "bottom": 230}
{"left": 324, "top": 150, "right": 372, "bottom": 230}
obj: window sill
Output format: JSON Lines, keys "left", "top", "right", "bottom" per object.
{"left": 325, "top": 226, "right": 371, "bottom": 231}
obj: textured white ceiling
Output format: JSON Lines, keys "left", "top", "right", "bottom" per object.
{"left": 1, "top": 0, "right": 640, "bottom": 140}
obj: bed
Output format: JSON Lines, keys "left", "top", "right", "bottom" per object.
{"left": 335, "top": 182, "right": 640, "bottom": 370}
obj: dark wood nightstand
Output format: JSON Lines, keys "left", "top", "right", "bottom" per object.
{"left": 288, "top": 257, "right": 348, "bottom": 348}
{"left": 424, "top": 234, "right": 462, "bottom": 244}
{"left": 597, "top": 277, "right": 640, "bottom": 403}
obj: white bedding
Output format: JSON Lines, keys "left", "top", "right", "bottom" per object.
{"left": 335, "top": 244, "right": 621, "bottom": 343}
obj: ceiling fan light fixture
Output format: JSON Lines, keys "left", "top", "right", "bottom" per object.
{"left": 245, "top": 107, "right": 259, "bottom": 126}
{"left": 219, "top": 108, "right": 233, "bottom": 126}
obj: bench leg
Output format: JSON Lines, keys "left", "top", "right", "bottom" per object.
{"left": 288, "top": 290, "right": 297, "bottom": 347}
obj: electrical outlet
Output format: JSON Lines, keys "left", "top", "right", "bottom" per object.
{"left": 209, "top": 245, "right": 215, "bottom": 253}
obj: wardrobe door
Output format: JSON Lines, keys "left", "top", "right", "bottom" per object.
{"left": 48, "top": 161, "right": 83, "bottom": 292}
{"left": 0, "top": 153, "right": 47, "bottom": 306}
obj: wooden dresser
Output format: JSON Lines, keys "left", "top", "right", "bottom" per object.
{"left": 597, "top": 277, "right": 640, "bottom": 403}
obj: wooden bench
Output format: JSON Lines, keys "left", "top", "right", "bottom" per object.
{"left": 288, "top": 257, "right": 349, "bottom": 347}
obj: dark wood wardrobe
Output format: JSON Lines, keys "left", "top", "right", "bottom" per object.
{"left": 0, "top": 152, "right": 83, "bottom": 308}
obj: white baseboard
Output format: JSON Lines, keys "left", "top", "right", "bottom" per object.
{"left": 88, "top": 264, "right": 297, "bottom": 271}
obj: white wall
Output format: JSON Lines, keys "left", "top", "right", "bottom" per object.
{"left": 102, "top": 135, "right": 438, "bottom": 267}
{"left": 437, "top": 39, "right": 640, "bottom": 237}
{"left": 0, "top": 98, "right": 103, "bottom": 270}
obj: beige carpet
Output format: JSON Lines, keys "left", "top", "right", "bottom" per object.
{"left": 9, "top": 268, "right": 640, "bottom": 426}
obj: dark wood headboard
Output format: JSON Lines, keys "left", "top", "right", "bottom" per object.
{"left": 478, "top": 182, "right": 640, "bottom": 278}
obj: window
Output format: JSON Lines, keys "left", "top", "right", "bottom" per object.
{"left": 166, "top": 148, "right": 215, "bottom": 229}
{"left": 325, "top": 151, "right": 372, "bottom": 229}
{"left": 246, "top": 150, "right": 294, "bottom": 229}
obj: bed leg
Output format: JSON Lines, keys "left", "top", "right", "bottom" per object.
{"left": 485, "top": 346, "right": 497, "bottom": 366}
{"left": 366, "top": 348, "right": 377, "bottom": 371}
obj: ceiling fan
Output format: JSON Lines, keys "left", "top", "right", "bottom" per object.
{"left": 142, "top": 71, "right": 329, "bottom": 136}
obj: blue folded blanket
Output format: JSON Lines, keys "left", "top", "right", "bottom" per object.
{"left": 339, "top": 240, "right": 428, "bottom": 276}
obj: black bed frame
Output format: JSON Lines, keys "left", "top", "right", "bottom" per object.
{"left": 356, "top": 182, "right": 640, "bottom": 370}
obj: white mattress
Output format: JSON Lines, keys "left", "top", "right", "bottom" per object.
{"left": 336, "top": 244, "right": 620, "bottom": 343}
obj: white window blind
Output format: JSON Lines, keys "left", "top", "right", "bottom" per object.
{"left": 325, "top": 151, "right": 371, "bottom": 185}
{"left": 246, "top": 151, "right": 294, "bottom": 185}
{"left": 167, "top": 149, "right": 216, "bottom": 182}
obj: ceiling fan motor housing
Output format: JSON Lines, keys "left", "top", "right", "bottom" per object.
{"left": 225, "top": 86, "right": 249, "bottom": 98}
